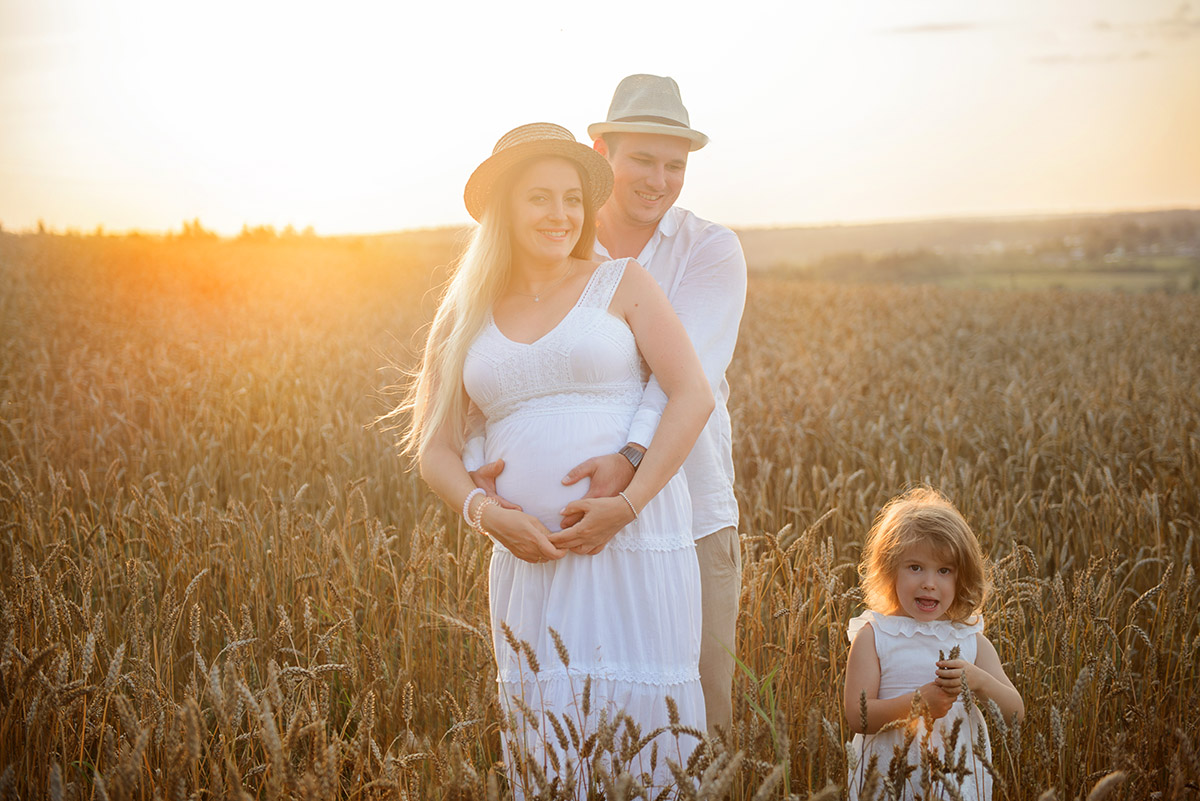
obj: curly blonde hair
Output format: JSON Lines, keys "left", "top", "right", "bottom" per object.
{"left": 859, "top": 487, "right": 987, "bottom": 622}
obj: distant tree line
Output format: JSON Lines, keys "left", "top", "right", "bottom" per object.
{"left": 1033, "top": 217, "right": 1200, "bottom": 260}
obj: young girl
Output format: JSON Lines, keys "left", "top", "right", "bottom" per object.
{"left": 844, "top": 487, "right": 1024, "bottom": 801}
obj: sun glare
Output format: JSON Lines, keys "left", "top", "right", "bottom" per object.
{"left": 1, "top": 0, "right": 1197, "bottom": 234}
{"left": 64, "top": 3, "right": 467, "bottom": 233}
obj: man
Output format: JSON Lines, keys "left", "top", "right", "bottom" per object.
{"left": 579, "top": 73, "right": 747, "bottom": 735}
{"left": 469, "top": 75, "right": 746, "bottom": 734}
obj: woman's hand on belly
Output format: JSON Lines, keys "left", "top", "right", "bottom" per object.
{"left": 546, "top": 496, "right": 637, "bottom": 555}
{"left": 467, "top": 459, "right": 523, "bottom": 510}
{"left": 481, "top": 505, "right": 568, "bottom": 563}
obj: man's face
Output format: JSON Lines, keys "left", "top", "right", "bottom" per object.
{"left": 598, "top": 133, "right": 689, "bottom": 227}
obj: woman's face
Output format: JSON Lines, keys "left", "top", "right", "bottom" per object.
{"left": 507, "top": 157, "right": 585, "bottom": 266}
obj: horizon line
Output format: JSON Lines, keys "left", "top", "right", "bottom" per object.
{"left": 4, "top": 203, "right": 1199, "bottom": 239}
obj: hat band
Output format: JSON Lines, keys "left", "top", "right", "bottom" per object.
{"left": 615, "top": 115, "right": 689, "bottom": 128}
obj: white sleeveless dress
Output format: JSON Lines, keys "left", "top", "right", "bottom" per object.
{"left": 845, "top": 611, "right": 993, "bottom": 801}
{"left": 462, "top": 258, "right": 705, "bottom": 794}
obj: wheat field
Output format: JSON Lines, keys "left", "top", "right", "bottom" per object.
{"left": 0, "top": 232, "right": 1197, "bottom": 800}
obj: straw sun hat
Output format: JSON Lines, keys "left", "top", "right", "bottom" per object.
{"left": 463, "top": 122, "right": 614, "bottom": 223}
{"left": 587, "top": 74, "right": 708, "bottom": 152}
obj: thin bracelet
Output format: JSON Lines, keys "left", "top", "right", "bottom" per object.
{"left": 462, "top": 488, "right": 486, "bottom": 525}
{"left": 617, "top": 491, "right": 639, "bottom": 520}
{"left": 472, "top": 497, "right": 499, "bottom": 534}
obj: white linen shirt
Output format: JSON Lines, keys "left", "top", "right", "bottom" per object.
{"left": 463, "top": 205, "right": 746, "bottom": 541}
{"left": 595, "top": 206, "right": 746, "bottom": 541}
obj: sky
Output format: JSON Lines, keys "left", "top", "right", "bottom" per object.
{"left": 1, "top": 0, "right": 1199, "bottom": 235}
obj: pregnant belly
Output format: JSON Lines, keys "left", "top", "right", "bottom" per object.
{"left": 486, "top": 412, "right": 629, "bottom": 532}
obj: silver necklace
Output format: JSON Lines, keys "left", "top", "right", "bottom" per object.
{"left": 512, "top": 262, "right": 574, "bottom": 302}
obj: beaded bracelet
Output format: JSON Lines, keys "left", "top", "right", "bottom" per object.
{"left": 472, "top": 497, "right": 499, "bottom": 534}
{"left": 617, "top": 491, "right": 639, "bottom": 520}
{"left": 462, "top": 488, "right": 486, "bottom": 526}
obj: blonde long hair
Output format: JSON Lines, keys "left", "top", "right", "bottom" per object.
{"left": 396, "top": 156, "right": 598, "bottom": 457}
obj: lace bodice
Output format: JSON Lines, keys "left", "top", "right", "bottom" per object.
{"left": 461, "top": 257, "right": 690, "bottom": 541}
{"left": 464, "top": 258, "right": 644, "bottom": 424}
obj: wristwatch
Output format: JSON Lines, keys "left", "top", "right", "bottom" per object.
{"left": 618, "top": 444, "right": 644, "bottom": 470}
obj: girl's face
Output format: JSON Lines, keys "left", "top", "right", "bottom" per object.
{"left": 507, "top": 157, "right": 585, "bottom": 267}
{"left": 893, "top": 541, "right": 957, "bottom": 621}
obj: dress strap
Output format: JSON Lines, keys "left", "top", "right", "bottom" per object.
{"left": 576, "top": 258, "right": 631, "bottom": 310}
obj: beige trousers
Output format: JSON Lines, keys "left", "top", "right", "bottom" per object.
{"left": 695, "top": 525, "right": 741, "bottom": 735}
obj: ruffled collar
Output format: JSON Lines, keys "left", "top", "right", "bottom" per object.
{"left": 847, "top": 609, "right": 984, "bottom": 643}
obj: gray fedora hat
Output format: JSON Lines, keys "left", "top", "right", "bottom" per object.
{"left": 587, "top": 74, "right": 709, "bottom": 151}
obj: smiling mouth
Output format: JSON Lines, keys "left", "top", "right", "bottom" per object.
{"left": 539, "top": 230, "right": 569, "bottom": 239}
{"left": 634, "top": 191, "right": 663, "bottom": 202}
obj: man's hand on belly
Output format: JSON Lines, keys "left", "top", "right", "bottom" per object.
{"left": 559, "top": 452, "right": 635, "bottom": 527}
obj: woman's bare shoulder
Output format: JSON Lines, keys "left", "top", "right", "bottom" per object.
{"left": 611, "top": 257, "right": 659, "bottom": 291}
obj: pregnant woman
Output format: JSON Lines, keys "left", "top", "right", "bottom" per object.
{"left": 400, "top": 122, "right": 712, "bottom": 794}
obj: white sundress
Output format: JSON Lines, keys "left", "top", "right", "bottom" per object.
{"left": 462, "top": 258, "right": 705, "bottom": 796}
{"left": 845, "top": 610, "right": 993, "bottom": 801}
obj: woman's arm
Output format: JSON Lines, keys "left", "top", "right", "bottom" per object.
{"left": 419, "top": 416, "right": 565, "bottom": 564}
{"left": 548, "top": 261, "right": 714, "bottom": 554}
{"left": 844, "top": 624, "right": 958, "bottom": 734}
{"left": 615, "top": 260, "right": 715, "bottom": 510}
{"left": 936, "top": 634, "right": 1025, "bottom": 722}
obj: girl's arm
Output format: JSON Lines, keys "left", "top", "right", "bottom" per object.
{"left": 548, "top": 261, "right": 714, "bottom": 554}
{"left": 844, "top": 623, "right": 958, "bottom": 734}
{"left": 419, "top": 414, "right": 566, "bottom": 564}
{"left": 936, "top": 634, "right": 1024, "bottom": 722}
